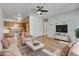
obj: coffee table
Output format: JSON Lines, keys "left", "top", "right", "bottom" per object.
{"left": 25, "top": 40, "right": 45, "bottom": 51}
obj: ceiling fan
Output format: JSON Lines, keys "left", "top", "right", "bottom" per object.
{"left": 32, "top": 5, "right": 48, "bottom": 15}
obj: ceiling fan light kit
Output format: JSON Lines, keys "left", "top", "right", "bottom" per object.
{"left": 37, "top": 10, "right": 42, "bottom": 14}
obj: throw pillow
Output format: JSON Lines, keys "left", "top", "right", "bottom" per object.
{"left": 24, "top": 32, "right": 29, "bottom": 38}
{"left": 0, "top": 51, "right": 16, "bottom": 56}
{"left": 1, "top": 38, "right": 10, "bottom": 49}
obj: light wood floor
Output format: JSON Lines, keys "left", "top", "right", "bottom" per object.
{"left": 17, "top": 36, "right": 62, "bottom": 50}
{"left": 36, "top": 36, "right": 61, "bottom": 49}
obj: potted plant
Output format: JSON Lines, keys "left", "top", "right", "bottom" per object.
{"left": 75, "top": 28, "right": 79, "bottom": 38}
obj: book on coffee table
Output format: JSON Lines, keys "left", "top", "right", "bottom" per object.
{"left": 33, "top": 42, "right": 40, "bottom": 46}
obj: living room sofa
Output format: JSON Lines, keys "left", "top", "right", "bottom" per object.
{"left": 0, "top": 29, "right": 21, "bottom": 56}
{"left": 0, "top": 40, "right": 22, "bottom": 56}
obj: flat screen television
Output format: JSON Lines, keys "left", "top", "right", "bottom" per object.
{"left": 56, "top": 25, "right": 68, "bottom": 33}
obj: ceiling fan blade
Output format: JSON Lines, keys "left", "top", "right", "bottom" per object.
{"left": 31, "top": 9, "right": 37, "bottom": 13}
{"left": 39, "top": 12, "right": 42, "bottom": 15}
{"left": 41, "top": 6, "right": 43, "bottom": 9}
{"left": 37, "top": 6, "right": 43, "bottom": 9}
{"left": 41, "top": 10, "right": 48, "bottom": 12}
{"left": 37, "top": 6, "right": 40, "bottom": 8}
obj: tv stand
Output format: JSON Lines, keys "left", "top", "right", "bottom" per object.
{"left": 53, "top": 33, "right": 69, "bottom": 42}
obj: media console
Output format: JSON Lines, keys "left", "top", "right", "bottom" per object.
{"left": 53, "top": 33, "right": 69, "bottom": 42}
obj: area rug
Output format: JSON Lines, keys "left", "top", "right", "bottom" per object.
{"left": 18, "top": 45, "right": 51, "bottom": 56}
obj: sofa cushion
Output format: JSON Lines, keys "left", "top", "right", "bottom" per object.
{"left": 1, "top": 38, "right": 10, "bottom": 49}
{"left": 0, "top": 51, "right": 16, "bottom": 56}
{"left": 0, "top": 41, "right": 3, "bottom": 51}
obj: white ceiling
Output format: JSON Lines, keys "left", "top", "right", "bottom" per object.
{"left": 0, "top": 3, "right": 79, "bottom": 19}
